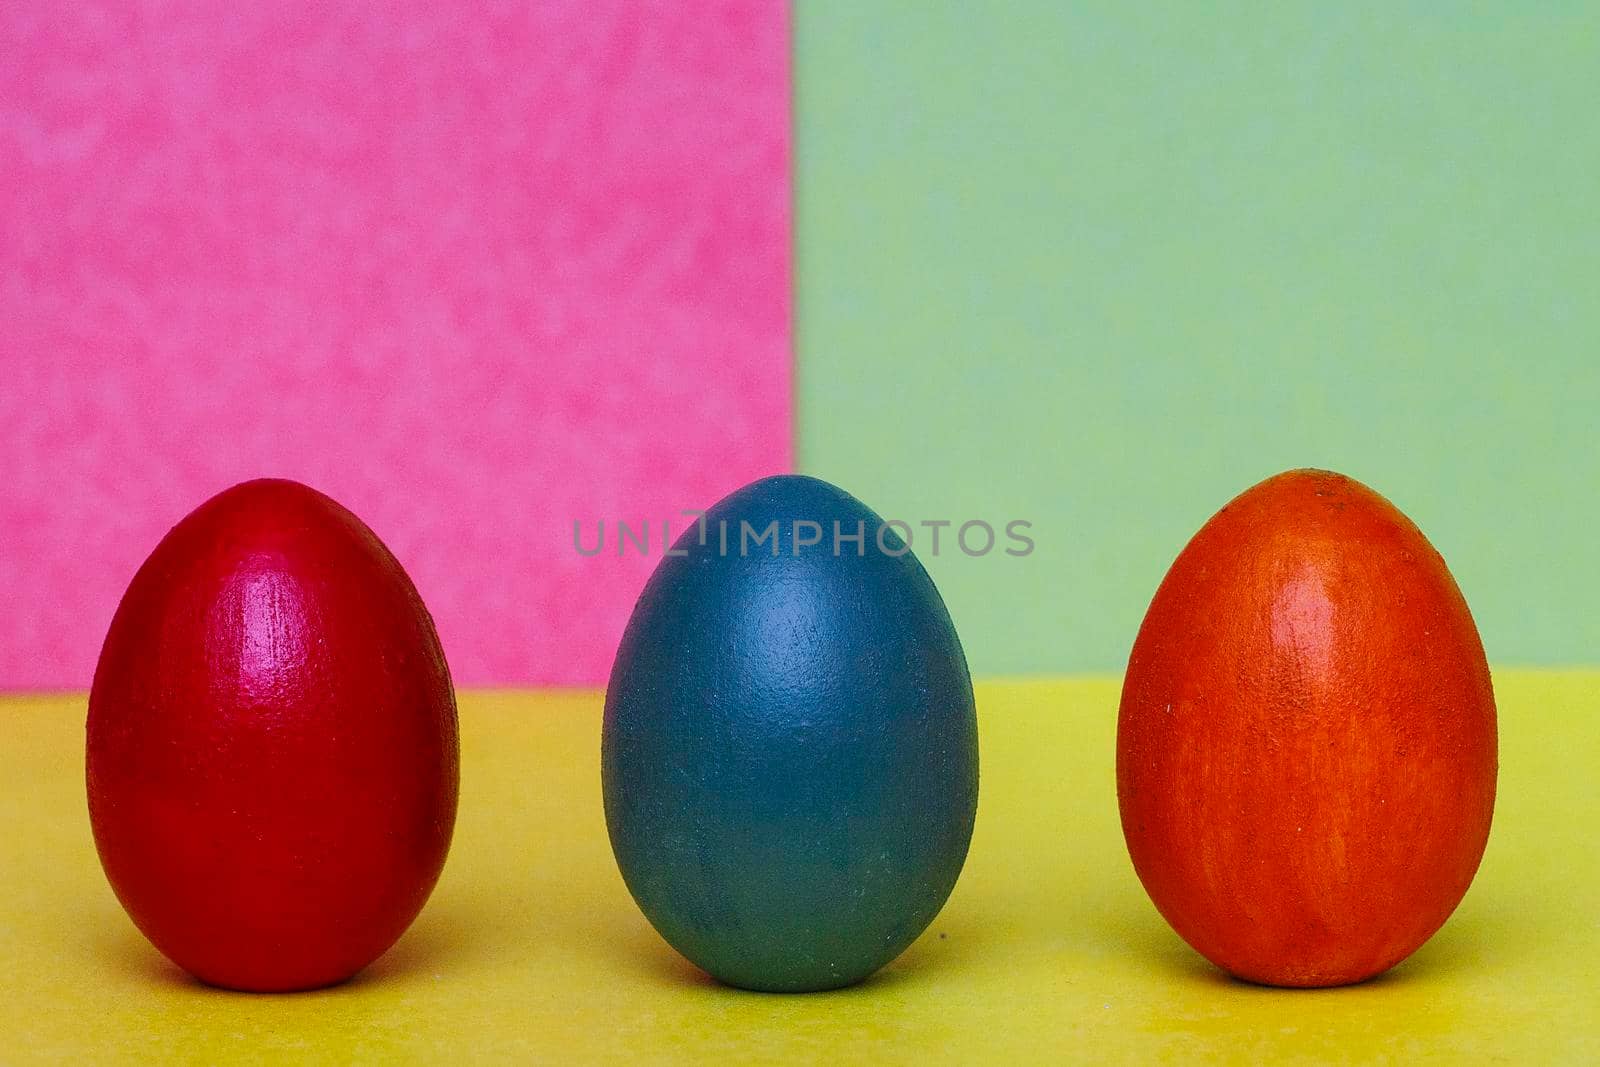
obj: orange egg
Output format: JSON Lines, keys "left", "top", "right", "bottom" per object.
{"left": 1117, "top": 469, "right": 1497, "bottom": 987}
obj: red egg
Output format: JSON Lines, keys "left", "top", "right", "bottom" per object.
{"left": 87, "top": 479, "right": 458, "bottom": 992}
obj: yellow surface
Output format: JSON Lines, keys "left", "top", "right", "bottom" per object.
{"left": 1, "top": 673, "right": 1596, "bottom": 1063}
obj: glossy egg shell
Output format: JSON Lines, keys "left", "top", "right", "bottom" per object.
{"left": 1117, "top": 469, "right": 1497, "bottom": 987}
{"left": 602, "top": 475, "right": 979, "bottom": 992}
{"left": 87, "top": 479, "right": 459, "bottom": 992}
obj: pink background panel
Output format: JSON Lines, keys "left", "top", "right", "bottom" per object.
{"left": 0, "top": 3, "right": 791, "bottom": 689}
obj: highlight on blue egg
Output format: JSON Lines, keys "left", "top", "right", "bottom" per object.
{"left": 601, "top": 474, "right": 980, "bottom": 993}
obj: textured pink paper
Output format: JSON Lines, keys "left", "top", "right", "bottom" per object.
{"left": 0, "top": 3, "right": 791, "bottom": 689}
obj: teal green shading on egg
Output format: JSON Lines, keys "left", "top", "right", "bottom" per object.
{"left": 602, "top": 475, "right": 980, "bottom": 992}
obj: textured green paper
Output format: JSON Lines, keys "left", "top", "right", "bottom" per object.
{"left": 796, "top": 2, "right": 1600, "bottom": 674}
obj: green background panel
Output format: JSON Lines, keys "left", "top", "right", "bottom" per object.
{"left": 795, "top": 2, "right": 1600, "bottom": 675}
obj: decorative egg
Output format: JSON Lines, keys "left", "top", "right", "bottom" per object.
{"left": 603, "top": 475, "right": 979, "bottom": 991}
{"left": 87, "top": 479, "right": 458, "bottom": 991}
{"left": 1117, "top": 468, "right": 1497, "bottom": 986}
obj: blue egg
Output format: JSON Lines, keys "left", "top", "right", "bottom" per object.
{"left": 602, "top": 474, "right": 979, "bottom": 992}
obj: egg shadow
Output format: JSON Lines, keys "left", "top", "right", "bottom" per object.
{"left": 624, "top": 927, "right": 722, "bottom": 989}
{"left": 1382, "top": 890, "right": 1541, "bottom": 988}
{"left": 1085, "top": 884, "right": 1538, "bottom": 993}
{"left": 1077, "top": 894, "right": 1233, "bottom": 988}
{"left": 87, "top": 924, "right": 201, "bottom": 990}
{"left": 81, "top": 896, "right": 493, "bottom": 996}
{"left": 358, "top": 903, "right": 494, "bottom": 985}
{"left": 608, "top": 908, "right": 998, "bottom": 996}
